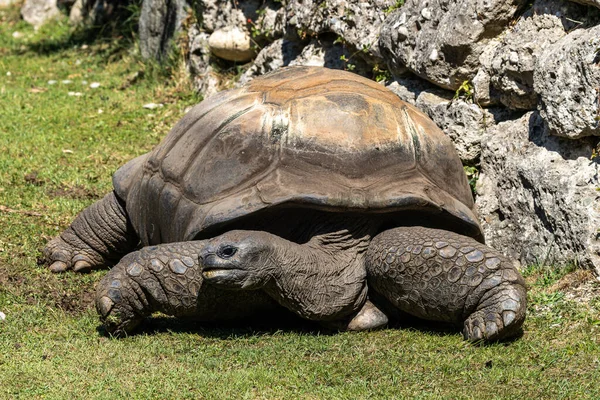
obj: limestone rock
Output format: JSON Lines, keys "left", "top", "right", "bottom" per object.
{"left": 385, "top": 74, "right": 439, "bottom": 105}
{"left": 471, "top": 39, "right": 502, "bottom": 107}
{"left": 195, "top": 0, "right": 284, "bottom": 37}
{"left": 288, "top": 39, "right": 371, "bottom": 77}
{"left": 476, "top": 112, "right": 600, "bottom": 273}
{"left": 488, "top": 0, "right": 596, "bottom": 110}
{"left": 238, "top": 38, "right": 305, "bottom": 86}
{"left": 139, "top": 0, "right": 189, "bottom": 61}
{"left": 286, "top": 0, "right": 396, "bottom": 62}
{"left": 415, "top": 92, "right": 509, "bottom": 165}
{"left": 208, "top": 26, "right": 256, "bottom": 62}
{"left": 379, "top": 0, "right": 528, "bottom": 91}
{"left": 21, "top": 0, "right": 61, "bottom": 28}
{"left": 534, "top": 24, "right": 600, "bottom": 138}
{"left": 187, "top": 26, "right": 220, "bottom": 98}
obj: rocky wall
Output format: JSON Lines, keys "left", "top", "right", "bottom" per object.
{"left": 20, "top": 0, "right": 600, "bottom": 274}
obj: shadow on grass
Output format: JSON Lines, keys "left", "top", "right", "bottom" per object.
{"left": 96, "top": 312, "right": 330, "bottom": 340}
{"left": 26, "top": 2, "right": 140, "bottom": 58}
{"left": 96, "top": 311, "right": 523, "bottom": 345}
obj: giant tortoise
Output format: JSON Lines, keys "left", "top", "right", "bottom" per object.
{"left": 44, "top": 66, "right": 526, "bottom": 341}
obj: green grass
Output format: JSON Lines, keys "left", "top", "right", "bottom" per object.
{"left": 1, "top": 6, "right": 600, "bottom": 399}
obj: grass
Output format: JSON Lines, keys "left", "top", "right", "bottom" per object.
{"left": 1, "top": 6, "right": 600, "bottom": 399}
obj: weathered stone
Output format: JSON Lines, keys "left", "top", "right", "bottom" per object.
{"left": 287, "top": 39, "right": 371, "bottom": 77}
{"left": 415, "top": 92, "right": 510, "bottom": 165}
{"left": 379, "top": 0, "right": 528, "bottom": 91}
{"left": 476, "top": 112, "right": 600, "bottom": 273}
{"left": 385, "top": 74, "right": 439, "bottom": 105}
{"left": 238, "top": 38, "right": 305, "bottom": 86}
{"left": 286, "top": 0, "right": 396, "bottom": 62}
{"left": 187, "top": 26, "right": 220, "bottom": 98}
{"left": 534, "top": 24, "right": 600, "bottom": 138}
{"left": 208, "top": 26, "right": 256, "bottom": 62}
{"left": 568, "top": 0, "right": 600, "bottom": 9}
{"left": 139, "top": 0, "right": 189, "bottom": 61}
{"left": 489, "top": 0, "right": 596, "bottom": 110}
{"left": 21, "top": 0, "right": 61, "bottom": 28}
{"left": 195, "top": 0, "right": 284, "bottom": 37}
{"left": 471, "top": 39, "right": 502, "bottom": 107}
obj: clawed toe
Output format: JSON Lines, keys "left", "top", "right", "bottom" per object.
{"left": 49, "top": 261, "right": 68, "bottom": 273}
{"left": 43, "top": 237, "right": 104, "bottom": 273}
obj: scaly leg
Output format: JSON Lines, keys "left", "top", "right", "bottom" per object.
{"left": 367, "top": 226, "right": 527, "bottom": 341}
{"left": 44, "top": 191, "right": 139, "bottom": 272}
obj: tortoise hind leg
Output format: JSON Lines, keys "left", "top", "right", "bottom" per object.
{"left": 366, "top": 226, "right": 527, "bottom": 342}
{"left": 44, "top": 191, "right": 139, "bottom": 272}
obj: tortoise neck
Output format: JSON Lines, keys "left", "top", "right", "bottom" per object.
{"left": 264, "top": 216, "right": 375, "bottom": 321}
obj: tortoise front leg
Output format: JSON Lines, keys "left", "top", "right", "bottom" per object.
{"left": 44, "top": 191, "right": 139, "bottom": 272}
{"left": 366, "top": 227, "right": 527, "bottom": 342}
{"left": 96, "top": 241, "right": 278, "bottom": 336}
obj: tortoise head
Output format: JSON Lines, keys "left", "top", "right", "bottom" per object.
{"left": 199, "top": 230, "right": 277, "bottom": 290}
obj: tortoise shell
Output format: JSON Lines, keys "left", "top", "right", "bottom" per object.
{"left": 114, "top": 66, "right": 482, "bottom": 245}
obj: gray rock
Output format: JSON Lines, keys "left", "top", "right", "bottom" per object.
{"left": 385, "top": 74, "right": 439, "bottom": 105}
{"left": 476, "top": 112, "right": 600, "bottom": 273}
{"left": 238, "top": 38, "right": 304, "bottom": 85}
{"left": 195, "top": 0, "right": 284, "bottom": 37}
{"left": 288, "top": 38, "right": 371, "bottom": 76}
{"left": 68, "top": 0, "right": 86, "bottom": 25}
{"left": 187, "top": 26, "right": 220, "bottom": 98}
{"left": 21, "top": 0, "right": 61, "bottom": 28}
{"left": 568, "top": 0, "right": 600, "bottom": 9}
{"left": 471, "top": 39, "right": 502, "bottom": 107}
{"left": 488, "top": 0, "right": 596, "bottom": 110}
{"left": 534, "top": 24, "right": 600, "bottom": 138}
{"left": 379, "top": 0, "right": 527, "bottom": 91}
{"left": 415, "top": 92, "right": 508, "bottom": 165}
{"left": 286, "top": 0, "right": 396, "bottom": 62}
{"left": 139, "top": 0, "right": 189, "bottom": 61}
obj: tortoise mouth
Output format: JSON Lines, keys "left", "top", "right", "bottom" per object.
{"left": 201, "top": 267, "right": 249, "bottom": 288}
{"left": 202, "top": 267, "right": 242, "bottom": 278}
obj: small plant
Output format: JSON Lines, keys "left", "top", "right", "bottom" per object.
{"left": 372, "top": 64, "right": 392, "bottom": 83}
{"left": 339, "top": 54, "right": 356, "bottom": 71}
{"left": 463, "top": 165, "right": 479, "bottom": 195}
{"left": 247, "top": 8, "right": 273, "bottom": 50}
{"left": 454, "top": 80, "right": 474, "bottom": 102}
{"left": 591, "top": 143, "right": 600, "bottom": 161}
{"left": 384, "top": 0, "right": 405, "bottom": 14}
{"left": 333, "top": 36, "right": 345, "bottom": 45}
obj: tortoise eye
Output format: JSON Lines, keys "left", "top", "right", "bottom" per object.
{"left": 219, "top": 245, "right": 237, "bottom": 258}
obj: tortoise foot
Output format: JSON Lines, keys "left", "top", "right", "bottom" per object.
{"left": 43, "top": 192, "right": 138, "bottom": 273}
{"left": 95, "top": 242, "right": 207, "bottom": 336}
{"left": 463, "top": 283, "right": 526, "bottom": 342}
{"left": 44, "top": 234, "right": 105, "bottom": 273}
